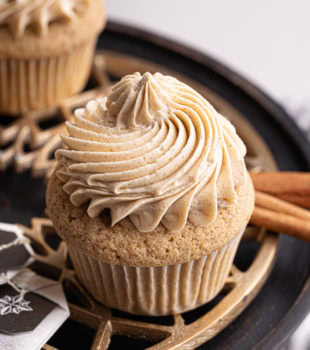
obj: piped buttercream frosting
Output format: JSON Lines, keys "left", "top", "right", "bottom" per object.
{"left": 56, "top": 72, "right": 247, "bottom": 232}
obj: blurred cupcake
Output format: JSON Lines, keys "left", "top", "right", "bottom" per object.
{"left": 46, "top": 72, "right": 254, "bottom": 316}
{"left": 0, "top": 0, "right": 105, "bottom": 115}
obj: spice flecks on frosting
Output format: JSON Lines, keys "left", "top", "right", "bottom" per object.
{"left": 56, "top": 72, "right": 247, "bottom": 232}
{"left": 0, "top": 0, "right": 89, "bottom": 37}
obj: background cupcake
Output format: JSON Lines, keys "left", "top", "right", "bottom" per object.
{"left": 46, "top": 72, "right": 254, "bottom": 316}
{"left": 0, "top": 0, "right": 105, "bottom": 115}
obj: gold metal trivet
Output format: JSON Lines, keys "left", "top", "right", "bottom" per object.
{"left": 22, "top": 217, "right": 277, "bottom": 350}
{"left": 0, "top": 54, "right": 110, "bottom": 177}
{"left": 7, "top": 51, "right": 278, "bottom": 349}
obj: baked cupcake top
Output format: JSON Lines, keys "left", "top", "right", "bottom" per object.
{"left": 0, "top": 0, "right": 104, "bottom": 57}
{"left": 0, "top": 0, "right": 88, "bottom": 37}
{"left": 56, "top": 72, "right": 248, "bottom": 233}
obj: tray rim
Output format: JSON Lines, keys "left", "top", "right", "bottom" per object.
{"left": 104, "top": 20, "right": 310, "bottom": 349}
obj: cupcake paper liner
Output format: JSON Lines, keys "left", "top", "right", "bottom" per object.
{"left": 68, "top": 231, "right": 243, "bottom": 316}
{"left": 0, "top": 39, "right": 96, "bottom": 115}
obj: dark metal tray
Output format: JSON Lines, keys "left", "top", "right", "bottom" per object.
{"left": 0, "top": 22, "right": 309, "bottom": 350}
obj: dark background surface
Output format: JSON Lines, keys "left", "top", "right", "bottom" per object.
{"left": 0, "top": 22, "right": 309, "bottom": 349}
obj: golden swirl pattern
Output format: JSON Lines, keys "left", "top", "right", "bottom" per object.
{"left": 56, "top": 72, "right": 247, "bottom": 232}
{"left": 0, "top": 0, "right": 88, "bottom": 37}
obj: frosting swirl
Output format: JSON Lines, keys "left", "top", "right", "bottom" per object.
{"left": 0, "top": 0, "right": 88, "bottom": 37}
{"left": 56, "top": 72, "right": 247, "bottom": 232}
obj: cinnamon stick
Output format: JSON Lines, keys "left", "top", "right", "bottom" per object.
{"left": 251, "top": 206, "right": 310, "bottom": 242}
{"left": 275, "top": 194, "right": 310, "bottom": 209}
{"left": 250, "top": 172, "right": 310, "bottom": 208}
{"left": 255, "top": 191, "right": 310, "bottom": 221}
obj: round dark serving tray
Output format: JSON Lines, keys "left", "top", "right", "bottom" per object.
{"left": 0, "top": 22, "right": 309, "bottom": 350}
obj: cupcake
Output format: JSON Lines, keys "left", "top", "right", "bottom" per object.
{"left": 0, "top": 0, "right": 105, "bottom": 115}
{"left": 46, "top": 72, "right": 254, "bottom": 316}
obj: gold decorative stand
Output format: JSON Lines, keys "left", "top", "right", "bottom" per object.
{"left": 2, "top": 51, "right": 279, "bottom": 349}
{"left": 22, "top": 218, "right": 277, "bottom": 350}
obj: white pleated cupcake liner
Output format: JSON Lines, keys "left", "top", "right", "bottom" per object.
{"left": 68, "top": 230, "right": 243, "bottom": 316}
{"left": 0, "top": 39, "right": 96, "bottom": 115}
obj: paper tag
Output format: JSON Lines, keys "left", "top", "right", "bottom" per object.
{"left": 0, "top": 270, "right": 70, "bottom": 350}
{"left": 0, "top": 223, "right": 34, "bottom": 273}
{"left": 0, "top": 284, "right": 56, "bottom": 334}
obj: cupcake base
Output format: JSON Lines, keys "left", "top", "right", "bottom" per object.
{"left": 0, "top": 39, "right": 96, "bottom": 115}
{"left": 68, "top": 231, "right": 243, "bottom": 316}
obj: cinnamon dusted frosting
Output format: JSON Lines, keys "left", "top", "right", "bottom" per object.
{"left": 56, "top": 72, "right": 247, "bottom": 232}
{"left": 0, "top": 0, "right": 88, "bottom": 37}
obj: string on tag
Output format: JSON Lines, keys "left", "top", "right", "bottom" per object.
{"left": 0, "top": 236, "right": 29, "bottom": 252}
{"left": 0, "top": 272, "right": 27, "bottom": 297}
{"left": 7, "top": 279, "right": 26, "bottom": 297}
